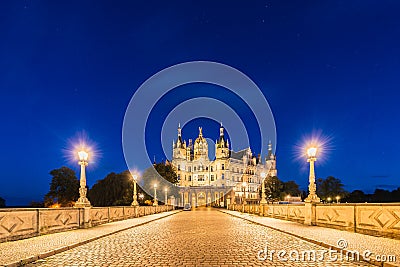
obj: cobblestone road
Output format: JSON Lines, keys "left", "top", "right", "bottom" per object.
{"left": 29, "top": 208, "right": 373, "bottom": 267}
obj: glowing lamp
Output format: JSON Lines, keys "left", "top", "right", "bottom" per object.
{"left": 307, "top": 147, "right": 317, "bottom": 158}
{"left": 78, "top": 150, "right": 89, "bottom": 161}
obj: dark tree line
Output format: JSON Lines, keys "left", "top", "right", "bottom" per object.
{"left": 0, "top": 197, "right": 5, "bottom": 207}
{"left": 316, "top": 176, "right": 347, "bottom": 202}
{"left": 262, "top": 176, "right": 302, "bottom": 201}
{"left": 344, "top": 188, "right": 400, "bottom": 203}
{"left": 38, "top": 163, "right": 178, "bottom": 207}
{"left": 33, "top": 163, "right": 400, "bottom": 208}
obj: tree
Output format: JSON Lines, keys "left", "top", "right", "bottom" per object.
{"left": 282, "top": 180, "right": 301, "bottom": 196}
{"left": 88, "top": 171, "right": 133, "bottom": 207}
{"left": 391, "top": 187, "right": 400, "bottom": 202}
{"left": 44, "top": 166, "right": 79, "bottom": 207}
{"left": 265, "top": 176, "right": 283, "bottom": 200}
{"left": 154, "top": 163, "right": 179, "bottom": 184}
{"left": 0, "top": 197, "right": 5, "bottom": 207}
{"left": 30, "top": 201, "right": 44, "bottom": 208}
{"left": 316, "top": 176, "right": 347, "bottom": 201}
{"left": 371, "top": 189, "right": 392, "bottom": 203}
{"left": 344, "top": 190, "right": 367, "bottom": 203}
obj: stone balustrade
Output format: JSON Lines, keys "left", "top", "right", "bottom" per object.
{"left": 228, "top": 203, "right": 400, "bottom": 239}
{"left": 0, "top": 205, "right": 173, "bottom": 243}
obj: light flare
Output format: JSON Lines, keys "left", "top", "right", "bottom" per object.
{"left": 63, "top": 131, "right": 100, "bottom": 167}
{"left": 294, "top": 129, "right": 333, "bottom": 165}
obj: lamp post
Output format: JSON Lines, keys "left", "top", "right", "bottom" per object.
{"left": 260, "top": 172, "right": 267, "bottom": 204}
{"left": 242, "top": 182, "right": 247, "bottom": 205}
{"left": 305, "top": 147, "right": 321, "bottom": 203}
{"left": 153, "top": 184, "right": 158, "bottom": 206}
{"left": 327, "top": 197, "right": 332, "bottom": 203}
{"left": 164, "top": 188, "right": 168, "bottom": 205}
{"left": 232, "top": 187, "right": 236, "bottom": 205}
{"left": 75, "top": 150, "right": 91, "bottom": 207}
{"left": 131, "top": 174, "right": 139, "bottom": 207}
{"left": 336, "top": 195, "right": 340, "bottom": 203}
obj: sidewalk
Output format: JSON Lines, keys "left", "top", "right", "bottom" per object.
{"left": 221, "top": 209, "right": 400, "bottom": 267}
{"left": 0, "top": 210, "right": 180, "bottom": 267}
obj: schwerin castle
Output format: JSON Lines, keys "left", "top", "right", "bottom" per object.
{"left": 170, "top": 123, "right": 277, "bottom": 207}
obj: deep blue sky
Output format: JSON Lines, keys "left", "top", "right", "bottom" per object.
{"left": 1, "top": 1, "right": 400, "bottom": 205}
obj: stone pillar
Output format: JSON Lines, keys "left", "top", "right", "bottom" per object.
{"left": 260, "top": 204, "right": 266, "bottom": 216}
{"left": 304, "top": 202, "right": 317, "bottom": 226}
{"left": 81, "top": 207, "right": 91, "bottom": 228}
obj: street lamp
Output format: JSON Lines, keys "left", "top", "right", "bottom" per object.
{"left": 304, "top": 146, "right": 321, "bottom": 203}
{"left": 232, "top": 186, "right": 236, "bottom": 205}
{"left": 75, "top": 150, "right": 91, "bottom": 207}
{"left": 336, "top": 195, "right": 340, "bottom": 203}
{"left": 242, "top": 181, "right": 247, "bottom": 205}
{"left": 260, "top": 172, "right": 267, "bottom": 204}
{"left": 327, "top": 197, "right": 332, "bottom": 203}
{"left": 164, "top": 187, "right": 168, "bottom": 205}
{"left": 153, "top": 183, "right": 158, "bottom": 206}
{"left": 131, "top": 174, "right": 139, "bottom": 207}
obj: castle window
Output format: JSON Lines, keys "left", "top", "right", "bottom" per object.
{"left": 188, "top": 166, "right": 191, "bottom": 172}
{"left": 222, "top": 164, "right": 225, "bottom": 170}
{"left": 178, "top": 165, "right": 180, "bottom": 171}
{"left": 177, "top": 174, "right": 180, "bottom": 180}
{"left": 189, "top": 175, "right": 192, "bottom": 181}
{"left": 222, "top": 174, "right": 224, "bottom": 180}
{"left": 210, "top": 166, "right": 213, "bottom": 172}
{"left": 241, "top": 169, "right": 243, "bottom": 173}
{"left": 211, "top": 175, "right": 214, "bottom": 181}
{"left": 236, "top": 168, "right": 239, "bottom": 173}
{"left": 194, "top": 167, "right": 196, "bottom": 171}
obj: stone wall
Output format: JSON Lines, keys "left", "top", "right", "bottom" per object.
{"left": 228, "top": 203, "right": 400, "bottom": 239}
{"left": 0, "top": 205, "right": 173, "bottom": 243}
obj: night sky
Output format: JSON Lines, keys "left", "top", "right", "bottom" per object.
{"left": 1, "top": 1, "right": 400, "bottom": 206}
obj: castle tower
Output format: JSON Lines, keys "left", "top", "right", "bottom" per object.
{"left": 193, "top": 127, "right": 208, "bottom": 160}
{"left": 215, "top": 123, "right": 229, "bottom": 159}
{"left": 173, "top": 123, "right": 186, "bottom": 159}
{"left": 265, "top": 141, "right": 277, "bottom": 177}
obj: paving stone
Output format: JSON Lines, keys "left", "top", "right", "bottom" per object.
{"left": 221, "top": 209, "right": 400, "bottom": 267}
{"left": 25, "top": 208, "right": 375, "bottom": 266}
{"left": 0, "top": 211, "right": 179, "bottom": 266}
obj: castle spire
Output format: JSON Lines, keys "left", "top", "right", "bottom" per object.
{"left": 178, "top": 123, "right": 181, "bottom": 137}
{"left": 268, "top": 140, "right": 273, "bottom": 158}
{"left": 198, "top": 127, "right": 203, "bottom": 137}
